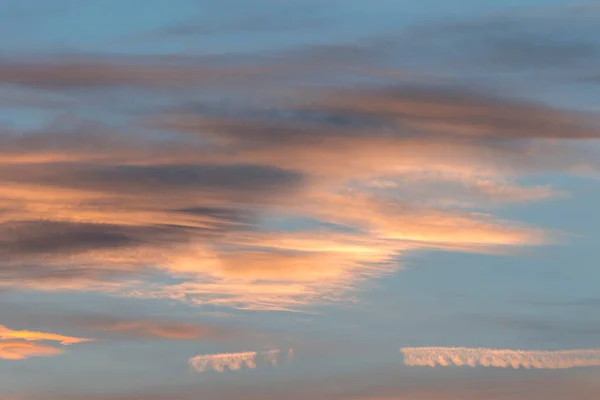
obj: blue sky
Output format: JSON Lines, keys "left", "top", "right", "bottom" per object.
{"left": 1, "top": 1, "right": 600, "bottom": 399}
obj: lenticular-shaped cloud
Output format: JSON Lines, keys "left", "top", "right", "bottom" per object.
{"left": 401, "top": 346, "right": 600, "bottom": 369}
{"left": 0, "top": 66, "right": 598, "bottom": 310}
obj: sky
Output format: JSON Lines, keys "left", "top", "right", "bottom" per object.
{"left": 1, "top": 0, "right": 600, "bottom": 399}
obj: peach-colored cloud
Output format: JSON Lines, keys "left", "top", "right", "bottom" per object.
{"left": 0, "top": 325, "right": 93, "bottom": 360}
{"left": 0, "top": 325, "right": 92, "bottom": 345}
{"left": 401, "top": 346, "right": 600, "bottom": 369}
{"left": 0, "top": 80, "right": 596, "bottom": 310}
{"left": 75, "top": 317, "right": 233, "bottom": 341}
{"left": 313, "top": 86, "right": 600, "bottom": 139}
{"left": 289, "top": 192, "right": 546, "bottom": 247}
{"left": 0, "top": 341, "right": 64, "bottom": 360}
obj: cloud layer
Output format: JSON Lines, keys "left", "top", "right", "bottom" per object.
{"left": 1, "top": 76, "right": 598, "bottom": 310}
{"left": 1, "top": 7, "right": 599, "bottom": 311}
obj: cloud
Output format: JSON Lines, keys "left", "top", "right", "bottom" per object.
{"left": 157, "top": 85, "right": 600, "bottom": 193}
{"left": 396, "top": 2, "right": 600, "bottom": 72}
{"left": 0, "top": 220, "right": 145, "bottom": 256}
{"left": 0, "top": 56, "right": 304, "bottom": 90}
{"left": 0, "top": 162, "right": 304, "bottom": 199}
{"left": 0, "top": 324, "right": 92, "bottom": 345}
{"left": 401, "top": 346, "right": 600, "bottom": 369}
{"left": 188, "top": 348, "right": 291, "bottom": 373}
{"left": 0, "top": 324, "right": 92, "bottom": 360}
{"left": 0, "top": 54, "right": 597, "bottom": 310}
{"left": 73, "top": 317, "right": 235, "bottom": 341}
{"left": 314, "top": 85, "right": 600, "bottom": 140}
{"left": 0, "top": 341, "right": 63, "bottom": 360}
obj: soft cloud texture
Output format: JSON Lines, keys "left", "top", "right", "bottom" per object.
{"left": 401, "top": 346, "right": 600, "bottom": 369}
{"left": 188, "top": 348, "right": 291, "bottom": 373}
{"left": 2, "top": 1, "right": 600, "bottom": 399}
{"left": 0, "top": 325, "right": 92, "bottom": 360}
{"left": 1, "top": 77, "right": 597, "bottom": 310}
{"left": 72, "top": 317, "right": 235, "bottom": 341}
{"left": 0, "top": 341, "right": 63, "bottom": 360}
{"left": 0, "top": 325, "right": 92, "bottom": 345}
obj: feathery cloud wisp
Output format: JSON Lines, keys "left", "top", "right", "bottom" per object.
{"left": 0, "top": 324, "right": 93, "bottom": 360}
{"left": 188, "top": 348, "right": 292, "bottom": 373}
{"left": 1, "top": 57, "right": 598, "bottom": 311}
{"left": 0, "top": 325, "right": 92, "bottom": 345}
{"left": 0, "top": 341, "right": 64, "bottom": 360}
{"left": 401, "top": 346, "right": 600, "bottom": 369}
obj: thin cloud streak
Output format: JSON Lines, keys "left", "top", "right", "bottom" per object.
{"left": 0, "top": 324, "right": 93, "bottom": 360}
{"left": 401, "top": 346, "right": 600, "bottom": 369}
{"left": 0, "top": 341, "right": 64, "bottom": 360}
{"left": 0, "top": 324, "right": 92, "bottom": 345}
{"left": 188, "top": 348, "right": 292, "bottom": 373}
{"left": 73, "top": 317, "right": 235, "bottom": 341}
{"left": 0, "top": 57, "right": 307, "bottom": 90}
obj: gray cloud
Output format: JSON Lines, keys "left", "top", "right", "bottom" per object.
{"left": 0, "top": 163, "right": 304, "bottom": 200}
{"left": 161, "top": 84, "right": 600, "bottom": 145}
{"left": 0, "top": 56, "right": 307, "bottom": 91}
{"left": 0, "top": 220, "right": 145, "bottom": 256}
{"left": 395, "top": 3, "right": 600, "bottom": 72}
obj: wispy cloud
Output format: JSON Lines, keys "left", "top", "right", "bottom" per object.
{"left": 1, "top": 79, "right": 595, "bottom": 310}
{"left": 395, "top": 2, "right": 600, "bottom": 75}
{"left": 0, "top": 341, "right": 64, "bottom": 360}
{"left": 401, "top": 346, "right": 600, "bottom": 369}
{"left": 0, "top": 56, "right": 304, "bottom": 90}
{"left": 0, "top": 324, "right": 92, "bottom": 360}
{"left": 72, "top": 317, "right": 235, "bottom": 341}
{"left": 0, "top": 35, "right": 598, "bottom": 311}
{"left": 188, "top": 348, "right": 292, "bottom": 373}
{"left": 0, "top": 324, "right": 92, "bottom": 345}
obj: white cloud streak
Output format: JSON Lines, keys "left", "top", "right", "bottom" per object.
{"left": 188, "top": 348, "right": 293, "bottom": 373}
{"left": 401, "top": 346, "right": 600, "bottom": 369}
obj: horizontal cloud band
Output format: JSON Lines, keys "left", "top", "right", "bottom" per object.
{"left": 189, "top": 348, "right": 292, "bottom": 373}
{"left": 0, "top": 325, "right": 93, "bottom": 360}
{"left": 401, "top": 346, "right": 600, "bottom": 369}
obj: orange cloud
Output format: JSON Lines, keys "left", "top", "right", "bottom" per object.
{"left": 0, "top": 341, "right": 64, "bottom": 360}
{"left": 0, "top": 325, "right": 93, "bottom": 360}
{"left": 0, "top": 325, "right": 92, "bottom": 345}
{"left": 75, "top": 317, "right": 234, "bottom": 341}
{"left": 0, "top": 79, "right": 596, "bottom": 310}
